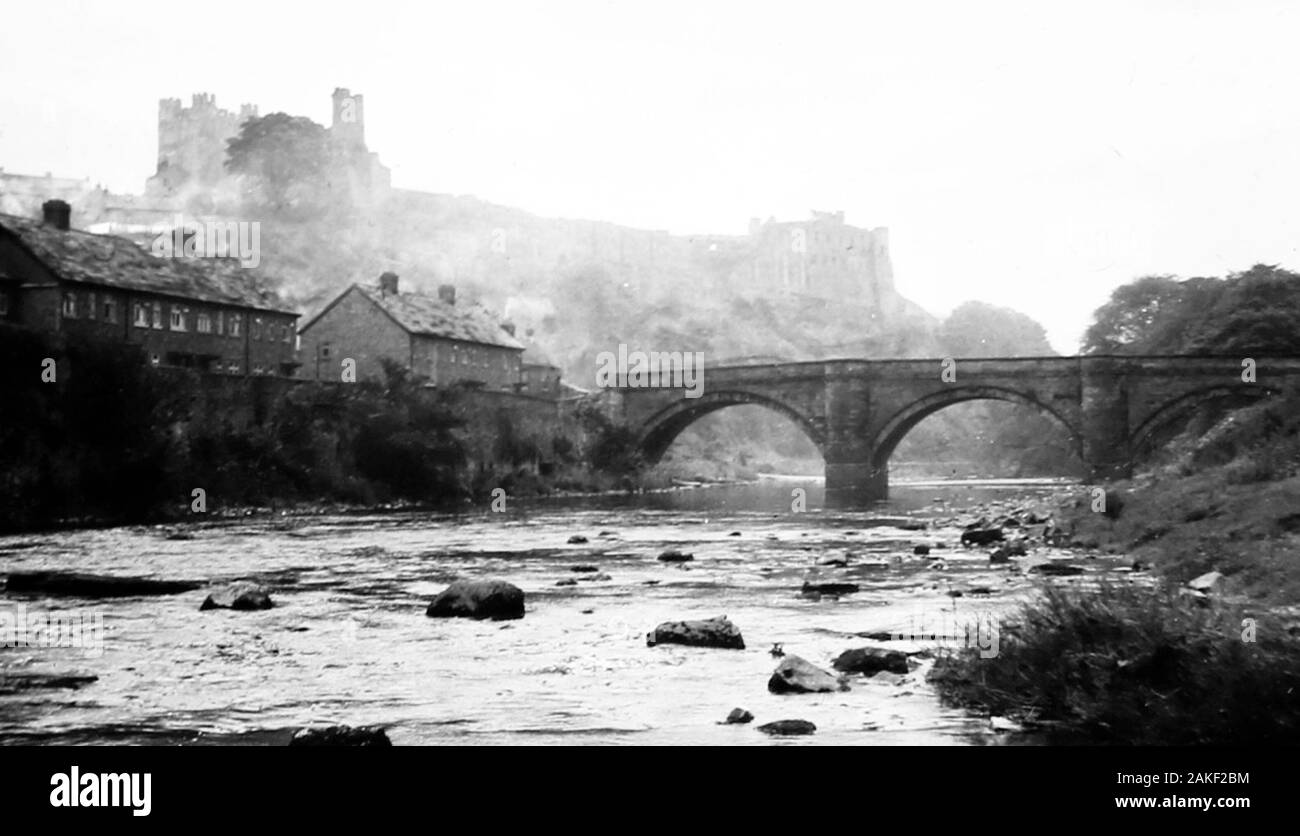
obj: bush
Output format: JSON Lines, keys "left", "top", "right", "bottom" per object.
{"left": 930, "top": 582, "right": 1300, "bottom": 744}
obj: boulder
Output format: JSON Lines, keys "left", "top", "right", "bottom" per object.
{"left": 200, "top": 581, "right": 273, "bottom": 611}
{"left": 757, "top": 719, "right": 816, "bottom": 736}
{"left": 961, "top": 528, "right": 1004, "bottom": 547}
{"left": 1187, "top": 571, "right": 1225, "bottom": 593}
{"left": 577, "top": 572, "right": 613, "bottom": 582}
{"left": 6, "top": 571, "right": 202, "bottom": 598}
{"left": 913, "top": 544, "right": 931, "bottom": 556}
{"left": 768, "top": 655, "right": 848, "bottom": 694}
{"left": 289, "top": 725, "right": 392, "bottom": 747}
{"left": 567, "top": 535, "right": 588, "bottom": 544}
{"left": 426, "top": 580, "right": 525, "bottom": 621}
{"left": 989, "top": 542, "right": 1027, "bottom": 563}
{"left": 570, "top": 565, "right": 600, "bottom": 573}
{"left": 1028, "top": 563, "right": 1084, "bottom": 577}
{"left": 801, "top": 581, "right": 860, "bottom": 595}
{"left": 832, "top": 647, "right": 909, "bottom": 676}
{"left": 555, "top": 579, "right": 578, "bottom": 587}
{"left": 657, "top": 549, "right": 694, "bottom": 562}
{"left": 724, "top": 707, "right": 754, "bottom": 724}
{"left": 646, "top": 615, "right": 744, "bottom": 649}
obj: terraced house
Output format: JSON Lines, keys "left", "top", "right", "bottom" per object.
{"left": 299, "top": 273, "right": 525, "bottom": 386}
{"left": 0, "top": 200, "right": 300, "bottom": 375}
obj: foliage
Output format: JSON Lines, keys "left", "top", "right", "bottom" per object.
{"left": 930, "top": 582, "right": 1300, "bottom": 744}
{"left": 1083, "top": 265, "right": 1300, "bottom": 355}
{"left": 225, "top": 113, "right": 335, "bottom": 219}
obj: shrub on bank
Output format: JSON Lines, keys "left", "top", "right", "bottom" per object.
{"left": 930, "top": 582, "right": 1300, "bottom": 744}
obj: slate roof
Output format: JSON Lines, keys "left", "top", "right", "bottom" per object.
{"left": 0, "top": 214, "right": 297, "bottom": 315}
{"left": 351, "top": 284, "right": 525, "bottom": 350}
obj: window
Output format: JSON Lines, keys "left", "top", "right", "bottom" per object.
{"left": 252, "top": 364, "right": 264, "bottom": 375}
{"left": 151, "top": 302, "right": 163, "bottom": 329}
{"left": 103, "top": 297, "right": 118, "bottom": 323}
{"left": 62, "top": 292, "right": 77, "bottom": 318}
{"left": 149, "top": 353, "right": 160, "bottom": 367}
{"left": 87, "top": 293, "right": 96, "bottom": 320}
{"left": 283, "top": 322, "right": 292, "bottom": 343}
{"left": 197, "top": 312, "right": 212, "bottom": 333}
{"left": 0, "top": 294, "right": 9, "bottom": 316}
{"left": 227, "top": 360, "right": 239, "bottom": 374}
{"left": 133, "top": 302, "right": 149, "bottom": 327}
{"left": 216, "top": 311, "right": 224, "bottom": 335}
{"left": 252, "top": 317, "right": 262, "bottom": 340}
{"left": 230, "top": 314, "right": 242, "bottom": 337}
{"left": 320, "top": 343, "right": 331, "bottom": 359}
{"left": 170, "top": 306, "right": 187, "bottom": 331}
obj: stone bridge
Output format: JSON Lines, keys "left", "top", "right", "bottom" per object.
{"left": 608, "top": 355, "right": 1300, "bottom": 506}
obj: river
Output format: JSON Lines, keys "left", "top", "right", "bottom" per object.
{"left": 0, "top": 479, "right": 1127, "bottom": 745}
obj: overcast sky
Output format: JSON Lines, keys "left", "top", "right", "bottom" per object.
{"left": 2, "top": 0, "right": 1297, "bottom": 352}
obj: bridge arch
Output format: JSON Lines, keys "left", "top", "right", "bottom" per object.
{"left": 1130, "top": 385, "right": 1277, "bottom": 455}
{"left": 869, "top": 385, "right": 1085, "bottom": 473}
{"left": 636, "top": 389, "right": 825, "bottom": 464}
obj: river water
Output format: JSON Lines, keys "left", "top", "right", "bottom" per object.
{"left": 0, "top": 479, "right": 1125, "bottom": 746}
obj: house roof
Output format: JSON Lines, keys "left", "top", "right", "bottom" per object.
{"left": 521, "top": 342, "right": 558, "bottom": 367}
{"left": 0, "top": 214, "right": 297, "bottom": 315}
{"left": 349, "top": 284, "right": 525, "bottom": 350}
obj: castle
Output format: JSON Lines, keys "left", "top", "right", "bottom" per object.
{"left": 0, "top": 88, "right": 901, "bottom": 314}
{"left": 144, "top": 88, "right": 391, "bottom": 208}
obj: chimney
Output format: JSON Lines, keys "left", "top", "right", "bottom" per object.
{"left": 42, "top": 199, "right": 71, "bottom": 231}
{"left": 378, "top": 271, "right": 399, "bottom": 296}
{"left": 438, "top": 284, "right": 456, "bottom": 305}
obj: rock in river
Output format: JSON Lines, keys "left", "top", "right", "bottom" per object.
{"left": 289, "top": 725, "right": 392, "bottom": 747}
{"left": 961, "top": 527, "right": 1005, "bottom": 547}
{"left": 768, "top": 655, "right": 848, "bottom": 694}
{"left": 646, "top": 615, "right": 745, "bottom": 649}
{"left": 657, "top": 549, "right": 694, "bottom": 562}
{"left": 1028, "top": 562, "right": 1084, "bottom": 577}
{"left": 426, "top": 580, "right": 525, "bottom": 621}
{"left": 831, "top": 647, "right": 909, "bottom": 676}
{"left": 567, "top": 535, "right": 589, "bottom": 544}
{"left": 5, "top": 571, "right": 201, "bottom": 598}
{"left": 1187, "top": 571, "right": 1225, "bottom": 593}
{"left": 724, "top": 707, "right": 754, "bottom": 724}
{"left": 200, "top": 581, "right": 274, "bottom": 611}
{"left": 757, "top": 719, "right": 816, "bottom": 736}
{"left": 802, "top": 581, "right": 860, "bottom": 595}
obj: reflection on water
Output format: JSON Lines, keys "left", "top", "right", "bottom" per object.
{"left": 0, "top": 479, "right": 1113, "bottom": 745}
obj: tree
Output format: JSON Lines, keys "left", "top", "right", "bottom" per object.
{"left": 939, "top": 301, "right": 1055, "bottom": 358}
{"left": 225, "top": 113, "right": 334, "bottom": 218}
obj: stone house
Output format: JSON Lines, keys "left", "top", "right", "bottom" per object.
{"left": 298, "top": 273, "right": 525, "bottom": 386}
{"left": 0, "top": 200, "right": 300, "bottom": 376}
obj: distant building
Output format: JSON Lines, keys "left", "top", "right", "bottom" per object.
{"left": 744, "top": 210, "right": 895, "bottom": 301}
{"left": 519, "top": 338, "right": 563, "bottom": 397}
{"left": 298, "top": 273, "right": 525, "bottom": 387}
{"left": 0, "top": 200, "right": 301, "bottom": 376}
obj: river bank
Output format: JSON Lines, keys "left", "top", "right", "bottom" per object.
{"left": 926, "top": 396, "right": 1300, "bottom": 744}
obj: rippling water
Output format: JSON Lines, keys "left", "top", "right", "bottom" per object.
{"left": 0, "top": 480, "right": 1125, "bottom": 745}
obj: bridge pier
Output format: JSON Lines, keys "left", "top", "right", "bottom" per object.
{"left": 824, "top": 460, "right": 888, "bottom": 507}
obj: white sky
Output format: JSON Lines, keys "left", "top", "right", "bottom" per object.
{"left": 3, "top": 0, "right": 1298, "bottom": 352}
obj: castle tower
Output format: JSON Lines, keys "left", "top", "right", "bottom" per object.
{"left": 331, "top": 87, "right": 366, "bottom": 150}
